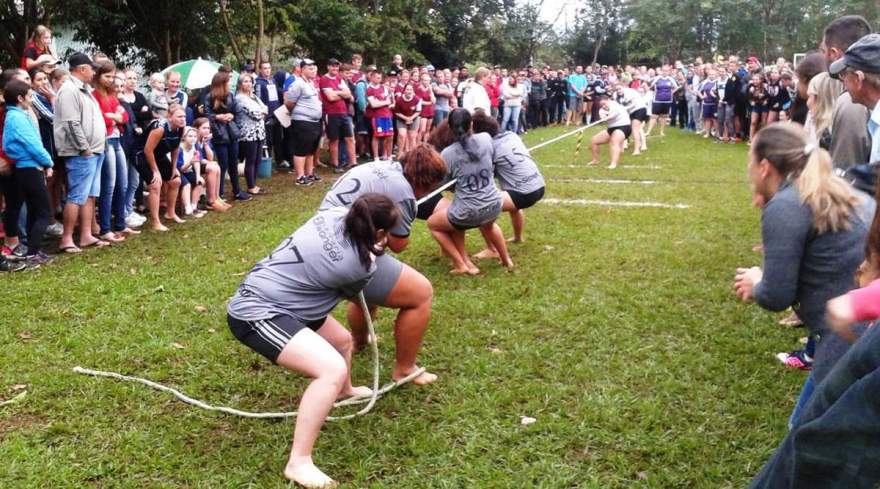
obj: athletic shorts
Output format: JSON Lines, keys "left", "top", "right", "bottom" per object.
{"left": 751, "top": 105, "right": 769, "bottom": 114}
{"left": 651, "top": 101, "right": 671, "bottom": 115}
{"left": 702, "top": 103, "right": 717, "bottom": 119}
{"left": 608, "top": 125, "right": 632, "bottom": 139}
{"left": 396, "top": 117, "right": 420, "bottom": 132}
{"left": 137, "top": 151, "right": 175, "bottom": 183}
{"left": 291, "top": 120, "right": 322, "bottom": 157}
{"left": 448, "top": 198, "right": 503, "bottom": 230}
{"left": 355, "top": 113, "right": 371, "bottom": 135}
{"left": 362, "top": 253, "right": 404, "bottom": 305}
{"left": 420, "top": 106, "right": 435, "bottom": 119}
{"left": 325, "top": 114, "right": 353, "bottom": 141}
{"left": 629, "top": 108, "right": 648, "bottom": 123}
{"left": 180, "top": 171, "right": 198, "bottom": 187}
{"left": 372, "top": 117, "right": 393, "bottom": 138}
{"left": 507, "top": 186, "right": 545, "bottom": 210}
{"left": 228, "top": 313, "right": 324, "bottom": 363}
{"left": 416, "top": 192, "right": 443, "bottom": 220}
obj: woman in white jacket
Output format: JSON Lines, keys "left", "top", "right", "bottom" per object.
{"left": 501, "top": 74, "right": 524, "bottom": 133}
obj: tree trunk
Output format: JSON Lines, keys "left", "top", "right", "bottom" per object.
{"left": 218, "top": 0, "right": 245, "bottom": 65}
{"left": 254, "top": 0, "right": 265, "bottom": 66}
{"left": 269, "top": 34, "right": 276, "bottom": 63}
{"left": 164, "top": 28, "right": 172, "bottom": 66}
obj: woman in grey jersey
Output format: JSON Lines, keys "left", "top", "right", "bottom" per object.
{"left": 469, "top": 113, "right": 545, "bottom": 260}
{"left": 427, "top": 108, "right": 514, "bottom": 274}
{"left": 319, "top": 144, "right": 447, "bottom": 386}
{"left": 227, "top": 193, "right": 398, "bottom": 489}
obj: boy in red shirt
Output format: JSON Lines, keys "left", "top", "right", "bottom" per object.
{"left": 365, "top": 71, "right": 394, "bottom": 160}
{"left": 319, "top": 58, "right": 356, "bottom": 170}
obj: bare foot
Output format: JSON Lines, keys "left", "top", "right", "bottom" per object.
{"left": 151, "top": 223, "right": 170, "bottom": 232}
{"left": 640, "top": 146, "right": 647, "bottom": 151}
{"left": 450, "top": 266, "right": 471, "bottom": 275}
{"left": 164, "top": 214, "right": 185, "bottom": 224}
{"left": 607, "top": 164, "right": 617, "bottom": 169}
{"left": 466, "top": 265, "right": 480, "bottom": 275}
{"left": 394, "top": 368, "right": 438, "bottom": 385}
{"left": 586, "top": 161, "right": 598, "bottom": 166}
{"left": 338, "top": 385, "right": 372, "bottom": 400}
{"left": 284, "top": 462, "right": 337, "bottom": 489}
{"left": 473, "top": 248, "right": 500, "bottom": 260}
{"left": 502, "top": 258, "right": 515, "bottom": 270}
{"left": 506, "top": 237, "right": 523, "bottom": 243}
{"left": 632, "top": 151, "right": 641, "bottom": 156}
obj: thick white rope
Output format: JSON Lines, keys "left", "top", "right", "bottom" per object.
{"left": 74, "top": 292, "right": 425, "bottom": 420}
{"left": 526, "top": 118, "right": 607, "bottom": 153}
{"left": 0, "top": 391, "right": 26, "bottom": 407}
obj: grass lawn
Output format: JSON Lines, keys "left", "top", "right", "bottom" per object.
{"left": 1, "top": 125, "right": 806, "bottom": 488}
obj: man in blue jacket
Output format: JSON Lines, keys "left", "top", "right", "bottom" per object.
{"left": 255, "top": 61, "right": 289, "bottom": 169}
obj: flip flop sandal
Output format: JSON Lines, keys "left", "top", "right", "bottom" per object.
{"left": 58, "top": 245, "right": 82, "bottom": 254}
{"left": 80, "top": 239, "right": 110, "bottom": 249}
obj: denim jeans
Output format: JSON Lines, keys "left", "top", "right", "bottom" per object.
{"left": 434, "top": 109, "right": 449, "bottom": 127}
{"left": 124, "top": 157, "right": 140, "bottom": 218}
{"left": 687, "top": 98, "right": 701, "bottom": 131}
{"left": 98, "top": 138, "right": 128, "bottom": 234}
{"left": 750, "top": 322, "right": 880, "bottom": 488}
{"left": 502, "top": 105, "right": 521, "bottom": 133}
{"left": 65, "top": 153, "right": 103, "bottom": 206}
{"left": 215, "top": 141, "right": 241, "bottom": 198}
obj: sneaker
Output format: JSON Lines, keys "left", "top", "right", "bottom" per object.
{"left": 26, "top": 251, "right": 53, "bottom": 266}
{"left": 296, "top": 175, "right": 312, "bottom": 186}
{"left": 308, "top": 173, "right": 322, "bottom": 182}
{"left": 279, "top": 161, "right": 291, "bottom": 169}
{"left": 44, "top": 222, "right": 63, "bottom": 237}
{"left": 0, "top": 258, "right": 26, "bottom": 272}
{"left": 125, "top": 214, "right": 143, "bottom": 228}
{"left": 6, "top": 244, "right": 28, "bottom": 262}
{"left": 333, "top": 165, "right": 347, "bottom": 174}
{"left": 778, "top": 312, "right": 803, "bottom": 327}
{"left": 776, "top": 350, "right": 813, "bottom": 371}
{"left": 235, "top": 191, "right": 253, "bottom": 201}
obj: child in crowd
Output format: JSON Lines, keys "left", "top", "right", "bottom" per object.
{"left": 748, "top": 73, "right": 769, "bottom": 143}
{"left": 193, "top": 117, "right": 228, "bottom": 212}
{"left": 177, "top": 126, "right": 206, "bottom": 218}
{"left": 365, "top": 71, "right": 394, "bottom": 160}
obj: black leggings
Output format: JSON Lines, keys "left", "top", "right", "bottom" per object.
{"left": 0, "top": 173, "right": 22, "bottom": 239}
{"left": 239, "top": 139, "right": 262, "bottom": 190}
{"left": 15, "top": 168, "right": 50, "bottom": 255}
{"left": 215, "top": 141, "right": 241, "bottom": 198}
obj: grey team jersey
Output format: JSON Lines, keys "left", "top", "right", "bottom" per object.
{"left": 319, "top": 160, "right": 417, "bottom": 237}
{"left": 227, "top": 207, "right": 375, "bottom": 323}
{"left": 441, "top": 132, "right": 503, "bottom": 227}
{"left": 492, "top": 131, "right": 545, "bottom": 194}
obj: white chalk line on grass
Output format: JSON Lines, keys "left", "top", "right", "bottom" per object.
{"left": 548, "top": 178, "right": 657, "bottom": 185}
{"left": 542, "top": 198, "right": 690, "bottom": 209}
{"left": 542, "top": 164, "right": 663, "bottom": 170}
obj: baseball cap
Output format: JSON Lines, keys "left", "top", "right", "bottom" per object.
{"left": 327, "top": 58, "right": 341, "bottom": 66}
{"left": 68, "top": 52, "right": 97, "bottom": 69}
{"left": 426, "top": 65, "right": 435, "bottom": 72}
{"left": 386, "top": 70, "right": 398, "bottom": 77}
{"left": 747, "top": 56, "right": 759, "bottom": 64}
{"left": 300, "top": 58, "right": 315, "bottom": 68}
{"left": 829, "top": 33, "right": 880, "bottom": 78}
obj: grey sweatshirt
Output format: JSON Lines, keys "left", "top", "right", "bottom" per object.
{"left": 754, "top": 182, "right": 874, "bottom": 383}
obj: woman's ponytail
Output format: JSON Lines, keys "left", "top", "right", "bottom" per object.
{"left": 753, "top": 122, "right": 859, "bottom": 234}
{"left": 345, "top": 193, "right": 400, "bottom": 269}
{"left": 448, "top": 108, "right": 478, "bottom": 161}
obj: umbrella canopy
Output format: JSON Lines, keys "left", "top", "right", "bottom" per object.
{"left": 161, "top": 58, "right": 239, "bottom": 91}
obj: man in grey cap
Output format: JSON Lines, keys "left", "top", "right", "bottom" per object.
{"left": 54, "top": 52, "right": 107, "bottom": 253}
{"left": 821, "top": 15, "right": 872, "bottom": 171}
{"left": 830, "top": 33, "right": 880, "bottom": 167}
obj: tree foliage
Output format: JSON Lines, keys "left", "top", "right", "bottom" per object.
{"left": 1, "top": 0, "right": 878, "bottom": 71}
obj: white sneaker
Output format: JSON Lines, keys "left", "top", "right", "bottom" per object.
{"left": 44, "top": 222, "right": 63, "bottom": 237}
{"left": 125, "top": 214, "right": 144, "bottom": 228}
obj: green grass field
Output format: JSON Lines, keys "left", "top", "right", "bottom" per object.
{"left": 1, "top": 125, "right": 807, "bottom": 488}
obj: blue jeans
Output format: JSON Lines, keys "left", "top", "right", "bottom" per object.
{"left": 750, "top": 322, "right": 880, "bottom": 488}
{"left": 788, "top": 373, "right": 815, "bottom": 430}
{"left": 502, "top": 105, "right": 521, "bottom": 133}
{"left": 434, "top": 109, "right": 449, "bottom": 127}
{"left": 124, "top": 157, "right": 140, "bottom": 218}
{"left": 98, "top": 138, "right": 128, "bottom": 234}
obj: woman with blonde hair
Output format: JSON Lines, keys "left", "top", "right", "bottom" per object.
{"left": 733, "top": 122, "right": 874, "bottom": 428}
{"left": 804, "top": 72, "right": 841, "bottom": 149}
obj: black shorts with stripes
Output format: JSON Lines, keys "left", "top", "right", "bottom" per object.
{"left": 228, "top": 313, "right": 324, "bottom": 363}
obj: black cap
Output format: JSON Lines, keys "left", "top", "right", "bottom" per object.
{"left": 68, "top": 52, "right": 97, "bottom": 69}
{"left": 829, "top": 33, "right": 880, "bottom": 78}
{"left": 300, "top": 58, "right": 316, "bottom": 68}
{"left": 386, "top": 70, "right": 398, "bottom": 77}
{"left": 327, "top": 58, "right": 341, "bottom": 66}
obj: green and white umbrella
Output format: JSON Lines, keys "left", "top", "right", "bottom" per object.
{"left": 161, "top": 58, "right": 239, "bottom": 91}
